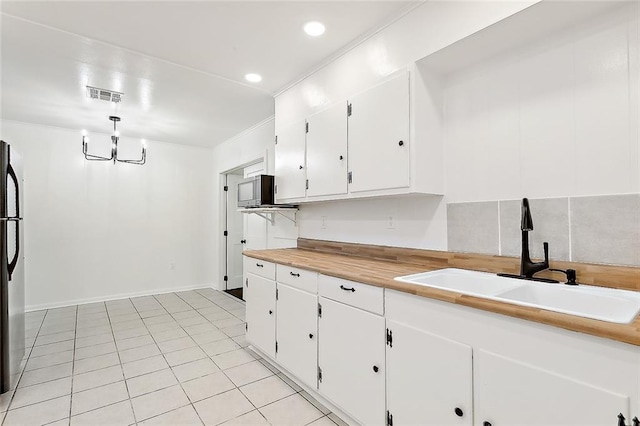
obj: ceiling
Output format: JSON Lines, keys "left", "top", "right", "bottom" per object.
{"left": 0, "top": 1, "right": 413, "bottom": 147}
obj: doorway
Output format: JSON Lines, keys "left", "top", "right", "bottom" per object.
{"left": 223, "top": 160, "right": 266, "bottom": 301}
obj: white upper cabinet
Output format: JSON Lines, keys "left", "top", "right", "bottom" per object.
{"left": 347, "top": 71, "right": 410, "bottom": 193}
{"left": 273, "top": 67, "right": 443, "bottom": 203}
{"left": 305, "top": 102, "right": 348, "bottom": 197}
{"left": 274, "top": 120, "right": 306, "bottom": 202}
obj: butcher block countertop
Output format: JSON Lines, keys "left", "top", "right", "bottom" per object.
{"left": 243, "top": 242, "right": 640, "bottom": 347}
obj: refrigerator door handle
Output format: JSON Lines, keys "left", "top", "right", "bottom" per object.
{"left": 7, "top": 164, "right": 20, "bottom": 280}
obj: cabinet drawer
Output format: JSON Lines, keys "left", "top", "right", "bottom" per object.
{"left": 277, "top": 264, "right": 318, "bottom": 293}
{"left": 244, "top": 256, "right": 276, "bottom": 280}
{"left": 318, "top": 275, "right": 383, "bottom": 315}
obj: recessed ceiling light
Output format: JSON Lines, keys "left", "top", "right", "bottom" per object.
{"left": 304, "top": 21, "right": 325, "bottom": 37}
{"left": 245, "top": 73, "right": 262, "bottom": 83}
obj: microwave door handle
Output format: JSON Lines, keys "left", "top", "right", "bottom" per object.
{"left": 7, "top": 164, "right": 20, "bottom": 280}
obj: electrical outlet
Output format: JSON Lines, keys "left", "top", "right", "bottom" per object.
{"left": 321, "top": 216, "right": 327, "bottom": 229}
{"left": 387, "top": 216, "right": 395, "bottom": 230}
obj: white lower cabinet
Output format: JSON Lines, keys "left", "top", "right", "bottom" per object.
{"left": 474, "top": 350, "right": 632, "bottom": 426}
{"left": 386, "top": 320, "right": 473, "bottom": 426}
{"left": 276, "top": 283, "right": 318, "bottom": 388}
{"left": 318, "top": 297, "right": 386, "bottom": 426}
{"left": 244, "top": 259, "right": 640, "bottom": 426}
{"left": 245, "top": 273, "right": 276, "bottom": 359}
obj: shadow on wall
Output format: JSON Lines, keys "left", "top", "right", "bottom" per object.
{"left": 297, "top": 194, "right": 447, "bottom": 251}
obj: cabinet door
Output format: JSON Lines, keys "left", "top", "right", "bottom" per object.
{"left": 306, "top": 102, "right": 348, "bottom": 197}
{"left": 245, "top": 274, "right": 276, "bottom": 359}
{"left": 348, "top": 72, "right": 410, "bottom": 193}
{"left": 275, "top": 120, "right": 306, "bottom": 201}
{"left": 386, "top": 320, "right": 472, "bottom": 426}
{"left": 318, "top": 297, "right": 385, "bottom": 426}
{"left": 276, "top": 284, "right": 318, "bottom": 388}
{"left": 475, "top": 350, "right": 631, "bottom": 426}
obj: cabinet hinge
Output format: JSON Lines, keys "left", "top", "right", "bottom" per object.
{"left": 223, "top": 230, "right": 228, "bottom": 237}
{"left": 386, "top": 328, "right": 393, "bottom": 347}
{"left": 347, "top": 103, "right": 352, "bottom": 117}
{"left": 275, "top": 341, "right": 278, "bottom": 353}
{"left": 386, "top": 411, "right": 393, "bottom": 426}
{"left": 276, "top": 288, "right": 278, "bottom": 300}
{"left": 318, "top": 303, "right": 322, "bottom": 318}
{"left": 245, "top": 323, "right": 248, "bottom": 332}
{"left": 275, "top": 135, "right": 278, "bottom": 145}
{"left": 348, "top": 172, "right": 353, "bottom": 184}
{"left": 305, "top": 122, "right": 309, "bottom": 133}
{"left": 318, "top": 366, "right": 323, "bottom": 383}
{"left": 223, "top": 275, "right": 228, "bottom": 282}
{"left": 223, "top": 185, "right": 229, "bottom": 191}
{"left": 245, "top": 278, "right": 249, "bottom": 288}
{"left": 305, "top": 179, "right": 309, "bottom": 190}
{"left": 275, "top": 184, "right": 278, "bottom": 194}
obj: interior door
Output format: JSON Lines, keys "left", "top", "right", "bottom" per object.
{"left": 225, "top": 173, "right": 244, "bottom": 290}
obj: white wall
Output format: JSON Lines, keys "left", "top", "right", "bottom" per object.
{"left": 275, "top": 1, "right": 538, "bottom": 130}
{"left": 443, "top": 2, "right": 640, "bottom": 202}
{"left": 298, "top": 195, "right": 447, "bottom": 250}
{"left": 1, "top": 120, "right": 215, "bottom": 310}
{"left": 275, "top": 1, "right": 537, "bottom": 250}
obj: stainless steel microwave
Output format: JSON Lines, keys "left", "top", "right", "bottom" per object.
{"left": 237, "top": 174, "right": 275, "bottom": 208}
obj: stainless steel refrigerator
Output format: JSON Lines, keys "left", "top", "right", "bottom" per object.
{"left": 0, "top": 141, "right": 24, "bottom": 393}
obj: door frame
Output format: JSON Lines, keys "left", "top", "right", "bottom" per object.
{"left": 219, "top": 154, "right": 266, "bottom": 292}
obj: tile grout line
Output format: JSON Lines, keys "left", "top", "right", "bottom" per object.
{"left": 1, "top": 309, "right": 48, "bottom": 424}
{"left": 66, "top": 304, "right": 79, "bottom": 424}
{"left": 108, "top": 299, "right": 143, "bottom": 425}
{"left": 161, "top": 291, "right": 253, "bottom": 423}
{"left": 4, "top": 291, "right": 334, "bottom": 426}
{"left": 131, "top": 294, "right": 203, "bottom": 424}
{"left": 178, "top": 290, "right": 324, "bottom": 425}
{"left": 170, "top": 291, "right": 263, "bottom": 424}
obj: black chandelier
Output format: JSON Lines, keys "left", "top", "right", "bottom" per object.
{"left": 82, "top": 116, "right": 146, "bottom": 165}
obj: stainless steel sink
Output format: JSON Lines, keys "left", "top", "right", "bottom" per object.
{"left": 394, "top": 268, "right": 640, "bottom": 324}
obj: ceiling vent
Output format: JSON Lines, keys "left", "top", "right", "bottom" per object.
{"left": 86, "top": 86, "right": 123, "bottom": 103}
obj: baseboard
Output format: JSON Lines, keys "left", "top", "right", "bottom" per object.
{"left": 25, "top": 283, "right": 217, "bottom": 312}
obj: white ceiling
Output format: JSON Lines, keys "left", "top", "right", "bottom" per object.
{"left": 0, "top": 1, "right": 413, "bottom": 147}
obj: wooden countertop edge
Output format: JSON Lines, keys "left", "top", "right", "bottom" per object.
{"left": 243, "top": 249, "right": 640, "bottom": 347}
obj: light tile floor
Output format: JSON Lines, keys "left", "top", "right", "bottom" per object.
{"left": 1, "top": 289, "right": 346, "bottom": 426}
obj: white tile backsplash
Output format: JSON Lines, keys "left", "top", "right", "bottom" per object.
{"left": 449, "top": 194, "right": 640, "bottom": 266}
